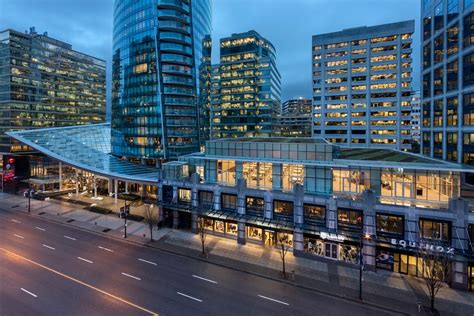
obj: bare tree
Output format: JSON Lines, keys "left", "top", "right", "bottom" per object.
{"left": 277, "top": 232, "right": 291, "bottom": 278}
{"left": 143, "top": 204, "right": 158, "bottom": 241}
{"left": 197, "top": 217, "right": 207, "bottom": 257}
{"left": 417, "top": 244, "right": 451, "bottom": 314}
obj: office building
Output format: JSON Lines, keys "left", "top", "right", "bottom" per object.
{"left": 0, "top": 27, "right": 106, "bottom": 154}
{"left": 312, "top": 21, "right": 414, "bottom": 150}
{"left": 411, "top": 91, "right": 421, "bottom": 151}
{"left": 281, "top": 97, "right": 312, "bottom": 115}
{"left": 210, "top": 30, "right": 281, "bottom": 139}
{"left": 8, "top": 124, "right": 474, "bottom": 291}
{"left": 421, "top": 0, "right": 474, "bottom": 166}
{"left": 198, "top": 35, "right": 212, "bottom": 149}
{"left": 111, "top": 0, "right": 212, "bottom": 161}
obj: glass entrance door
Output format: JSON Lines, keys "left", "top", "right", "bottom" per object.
{"left": 264, "top": 230, "right": 275, "bottom": 246}
{"left": 324, "top": 242, "right": 338, "bottom": 259}
{"left": 400, "top": 254, "right": 408, "bottom": 274}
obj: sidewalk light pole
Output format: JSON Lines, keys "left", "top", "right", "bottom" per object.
{"left": 359, "top": 232, "right": 372, "bottom": 301}
{"left": 121, "top": 199, "right": 130, "bottom": 238}
{"left": 28, "top": 179, "right": 32, "bottom": 213}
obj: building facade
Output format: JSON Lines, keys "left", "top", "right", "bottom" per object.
{"left": 210, "top": 30, "right": 281, "bottom": 139}
{"left": 198, "top": 35, "right": 212, "bottom": 149}
{"left": 411, "top": 91, "right": 421, "bottom": 151}
{"left": 111, "top": 0, "right": 212, "bottom": 161}
{"left": 0, "top": 27, "right": 106, "bottom": 154}
{"left": 8, "top": 125, "right": 474, "bottom": 292}
{"left": 312, "top": 21, "right": 414, "bottom": 150}
{"left": 281, "top": 97, "right": 312, "bottom": 116}
{"left": 421, "top": 0, "right": 474, "bottom": 166}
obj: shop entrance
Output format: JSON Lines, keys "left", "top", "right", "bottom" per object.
{"left": 178, "top": 211, "right": 191, "bottom": 230}
{"left": 163, "top": 208, "right": 173, "bottom": 228}
{"left": 264, "top": 230, "right": 276, "bottom": 246}
{"left": 325, "top": 242, "right": 338, "bottom": 259}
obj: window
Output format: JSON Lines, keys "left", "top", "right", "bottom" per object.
{"left": 178, "top": 188, "right": 191, "bottom": 204}
{"left": 221, "top": 193, "right": 237, "bottom": 211}
{"left": 433, "top": 99, "right": 443, "bottom": 126}
{"left": 423, "top": 43, "right": 431, "bottom": 69}
{"left": 464, "top": 12, "right": 474, "bottom": 48}
{"left": 466, "top": 0, "right": 474, "bottom": 9}
{"left": 434, "top": 2, "right": 444, "bottom": 32}
{"left": 434, "top": 67, "right": 444, "bottom": 95}
{"left": 246, "top": 196, "right": 264, "bottom": 216}
{"left": 423, "top": 73, "right": 431, "bottom": 98}
{"left": 199, "top": 190, "right": 213, "bottom": 208}
{"left": 447, "top": 24, "right": 459, "bottom": 56}
{"left": 242, "top": 162, "right": 272, "bottom": 189}
{"left": 447, "top": 97, "right": 458, "bottom": 126}
{"left": 217, "top": 160, "right": 236, "bottom": 185}
{"left": 303, "top": 204, "right": 325, "bottom": 223}
{"left": 434, "top": 35, "right": 444, "bottom": 64}
{"left": 273, "top": 200, "right": 293, "bottom": 220}
{"left": 447, "top": 60, "right": 458, "bottom": 91}
{"left": 423, "top": 15, "right": 432, "bottom": 41}
{"left": 376, "top": 213, "right": 404, "bottom": 237}
{"left": 447, "top": 0, "right": 459, "bottom": 22}
{"left": 282, "top": 164, "right": 304, "bottom": 191}
{"left": 337, "top": 209, "right": 363, "bottom": 230}
{"left": 419, "top": 219, "right": 450, "bottom": 242}
{"left": 464, "top": 93, "right": 474, "bottom": 125}
{"left": 463, "top": 53, "right": 474, "bottom": 88}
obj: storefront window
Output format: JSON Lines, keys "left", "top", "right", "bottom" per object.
{"left": 246, "top": 196, "right": 264, "bottom": 216}
{"left": 469, "top": 264, "right": 474, "bottom": 291}
{"left": 243, "top": 162, "right": 272, "bottom": 189}
{"left": 226, "top": 222, "right": 238, "bottom": 235}
{"left": 339, "top": 244, "right": 358, "bottom": 263}
{"left": 273, "top": 200, "right": 294, "bottom": 220}
{"left": 332, "top": 168, "right": 370, "bottom": 194}
{"left": 277, "top": 232, "right": 293, "bottom": 247}
{"left": 214, "top": 220, "right": 225, "bottom": 233}
{"left": 217, "top": 160, "right": 236, "bottom": 185}
{"left": 282, "top": 164, "right": 304, "bottom": 191}
{"left": 469, "top": 224, "right": 474, "bottom": 253}
{"left": 247, "top": 226, "right": 262, "bottom": 241}
{"left": 203, "top": 218, "right": 214, "bottom": 231}
{"left": 337, "top": 209, "right": 363, "bottom": 230}
{"left": 221, "top": 193, "right": 237, "bottom": 211}
{"left": 303, "top": 204, "right": 326, "bottom": 224}
{"left": 376, "top": 213, "right": 404, "bottom": 237}
{"left": 198, "top": 190, "right": 213, "bottom": 208}
{"left": 419, "top": 219, "right": 451, "bottom": 242}
{"left": 178, "top": 188, "right": 191, "bottom": 204}
{"left": 304, "top": 237, "right": 325, "bottom": 256}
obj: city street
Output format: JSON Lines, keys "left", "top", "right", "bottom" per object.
{"left": 0, "top": 208, "right": 401, "bottom": 316}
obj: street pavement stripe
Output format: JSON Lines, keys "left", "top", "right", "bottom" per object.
{"left": 176, "top": 292, "right": 202, "bottom": 303}
{"left": 258, "top": 295, "right": 289, "bottom": 306}
{"left": 98, "top": 246, "right": 113, "bottom": 252}
{"left": 13, "top": 234, "right": 24, "bottom": 239}
{"left": 63, "top": 235, "right": 76, "bottom": 241}
{"left": 42, "top": 244, "right": 55, "bottom": 250}
{"left": 192, "top": 274, "right": 218, "bottom": 284}
{"left": 35, "top": 226, "right": 46, "bottom": 231}
{"left": 1, "top": 248, "right": 158, "bottom": 315}
{"left": 20, "top": 288, "right": 37, "bottom": 298}
{"left": 121, "top": 272, "right": 141, "bottom": 281}
{"left": 77, "top": 257, "right": 93, "bottom": 264}
{"left": 138, "top": 258, "right": 157, "bottom": 266}
{"left": 11, "top": 219, "right": 21, "bottom": 223}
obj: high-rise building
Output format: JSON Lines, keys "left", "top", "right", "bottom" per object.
{"left": 281, "top": 97, "right": 312, "bottom": 116}
{"left": 312, "top": 21, "right": 414, "bottom": 150}
{"left": 210, "top": 30, "right": 281, "bottom": 139}
{"left": 411, "top": 91, "right": 421, "bottom": 151}
{"left": 112, "top": 0, "right": 212, "bottom": 162}
{"left": 420, "top": 0, "right": 474, "bottom": 165}
{"left": 0, "top": 27, "right": 106, "bottom": 154}
{"left": 198, "top": 35, "right": 212, "bottom": 149}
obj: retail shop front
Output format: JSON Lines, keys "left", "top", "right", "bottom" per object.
{"left": 245, "top": 218, "right": 294, "bottom": 247}
{"left": 302, "top": 226, "right": 360, "bottom": 264}
{"left": 198, "top": 210, "right": 240, "bottom": 239}
{"left": 469, "top": 262, "right": 474, "bottom": 291}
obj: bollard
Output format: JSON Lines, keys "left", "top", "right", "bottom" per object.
{"left": 417, "top": 301, "right": 422, "bottom": 313}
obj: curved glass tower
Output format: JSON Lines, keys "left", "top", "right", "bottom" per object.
{"left": 112, "top": 0, "right": 212, "bottom": 161}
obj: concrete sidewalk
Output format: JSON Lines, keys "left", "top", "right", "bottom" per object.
{"left": 2, "top": 192, "right": 473, "bottom": 315}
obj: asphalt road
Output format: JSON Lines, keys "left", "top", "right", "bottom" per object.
{"left": 0, "top": 208, "right": 401, "bottom": 316}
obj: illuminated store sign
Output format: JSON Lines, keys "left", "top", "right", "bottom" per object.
{"left": 390, "top": 238, "right": 454, "bottom": 255}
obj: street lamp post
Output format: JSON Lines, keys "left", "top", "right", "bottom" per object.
{"left": 28, "top": 180, "right": 32, "bottom": 214}
{"left": 359, "top": 232, "right": 371, "bottom": 301}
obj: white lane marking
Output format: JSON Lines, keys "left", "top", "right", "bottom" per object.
{"left": 192, "top": 274, "right": 218, "bottom": 284}
{"left": 21, "top": 288, "right": 37, "bottom": 298}
{"left": 13, "top": 234, "right": 24, "bottom": 239}
{"left": 138, "top": 258, "right": 157, "bottom": 266}
{"left": 177, "top": 292, "right": 202, "bottom": 303}
{"left": 35, "top": 227, "right": 45, "bottom": 231}
{"left": 98, "top": 246, "right": 113, "bottom": 252}
{"left": 258, "top": 295, "right": 289, "bottom": 306}
{"left": 121, "top": 272, "right": 141, "bottom": 281}
{"left": 42, "top": 244, "right": 55, "bottom": 250}
{"left": 77, "top": 257, "right": 93, "bottom": 264}
{"left": 64, "top": 235, "right": 76, "bottom": 241}
{"left": 11, "top": 219, "right": 21, "bottom": 223}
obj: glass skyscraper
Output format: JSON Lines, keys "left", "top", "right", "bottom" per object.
{"left": 112, "top": 0, "right": 212, "bottom": 162}
{"left": 210, "top": 30, "right": 281, "bottom": 139}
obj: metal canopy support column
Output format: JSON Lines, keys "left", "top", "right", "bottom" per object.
{"left": 114, "top": 179, "right": 118, "bottom": 205}
{"left": 58, "top": 161, "right": 62, "bottom": 191}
